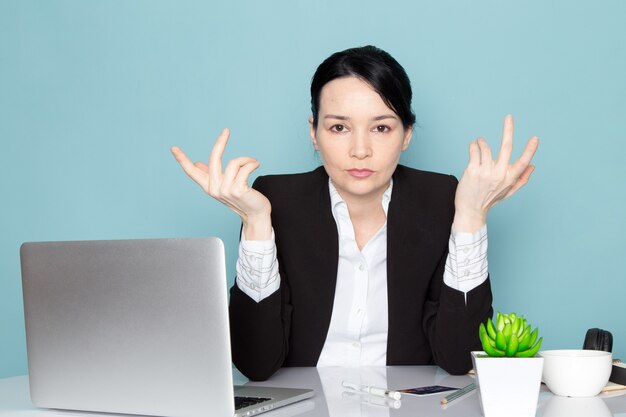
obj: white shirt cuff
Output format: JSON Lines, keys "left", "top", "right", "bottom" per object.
{"left": 235, "top": 229, "right": 281, "bottom": 303}
{"left": 443, "top": 224, "right": 488, "bottom": 294}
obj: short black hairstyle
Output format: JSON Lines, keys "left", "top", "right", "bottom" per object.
{"left": 310, "top": 45, "right": 416, "bottom": 129}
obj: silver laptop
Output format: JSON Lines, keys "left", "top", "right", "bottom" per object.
{"left": 20, "top": 238, "right": 313, "bottom": 417}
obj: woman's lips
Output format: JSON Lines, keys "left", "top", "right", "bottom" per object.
{"left": 347, "top": 169, "right": 374, "bottom": 178}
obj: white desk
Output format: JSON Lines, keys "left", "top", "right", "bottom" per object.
{"left": 2, "top": 366, "right": 626, "bottom": 417}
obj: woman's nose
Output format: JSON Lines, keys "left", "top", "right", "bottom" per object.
{"left": 349, "top": 130, "right": 372, "bottom": 159}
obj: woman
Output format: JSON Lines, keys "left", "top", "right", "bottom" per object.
{"left": 171, "top": 46, "right": 538, "bottom": 381}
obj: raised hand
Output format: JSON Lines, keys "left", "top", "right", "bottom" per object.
{"left": 171, "top": 128, "right": 272, "bottom": 240}
{"left": 453, "top": 115, "right": 539, "bottom": 233}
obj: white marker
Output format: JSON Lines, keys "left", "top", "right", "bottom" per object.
{"left": 342, "top": 380, "right": 402, "bottom": 400}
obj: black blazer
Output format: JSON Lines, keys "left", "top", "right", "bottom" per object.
{"left": 229, "top": 165, "right": 493, "bottom": 381}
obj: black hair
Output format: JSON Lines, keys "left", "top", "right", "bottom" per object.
{"left": 310, "top": 45, "right": 416, "bottom": 129}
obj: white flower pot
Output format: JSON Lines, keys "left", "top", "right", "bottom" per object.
{"left": 472, "top": 351, "right": 544, "bottom": 417}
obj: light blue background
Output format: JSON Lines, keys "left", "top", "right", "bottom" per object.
{"left": 1, "top": 1, "right": 625, "bottom": 378}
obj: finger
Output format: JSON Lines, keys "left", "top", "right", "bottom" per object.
{"left": 171, "top": 146, "right": 209, "bottom": 185}
{"left": 194, "top": 161, "right": 209, "bottom": 174}
{"left": 467, "top": 140, "right": 480, "bottom": 169}
{"left": 233, "top": 159, "right": 261, "bottom": 192}
{"left": 477, "top": 137, "right": 493, "bottom": 165}
{"left": 520, "top": 164, "right": 535, "bottom": 182}
{"left": 233, "top": 159, "right": 261, "bottom": 189}
{"left": 504, "top": 165, "right": 535, "bottom": 199}
{"left": 208, "top": 128, "right": 230, "bottom": 184}
{"left": 222, "top": 157, "right": 258, "bottom": 190}
{"left": 510, "top": 136, "right": 539, "bottom": 177}
{"left": 171, "top": 146, "right": 191, "bottom": 166}
{"left": 496, "top": 114, "right": 514, "bottom": 168}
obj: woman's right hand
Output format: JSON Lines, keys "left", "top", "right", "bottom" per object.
{"left": 171, "top": 128, "right": 273, "bottom": 240}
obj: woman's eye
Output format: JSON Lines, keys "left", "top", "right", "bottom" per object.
{"left": 330, "top": 124, "right": 346, "bottom": 132}
{"left": 374, "top": 125, "right": 390, "bottom": 133}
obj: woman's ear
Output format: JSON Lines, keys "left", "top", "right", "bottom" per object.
{"left": 308, "top": 116, "right": 319, "bottom": 150}
{"left": 402, "top": 125, "right": 413, "bottom": 151}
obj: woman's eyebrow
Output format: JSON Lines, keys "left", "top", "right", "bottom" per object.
{"left": 323, "top": 114, "right": 350, "bottom": 121}
{"left": 323, "top": 114, "right": 398, "bottom": 121}
{"left": 372, "top": 114, "right": 398, "bottom": 121}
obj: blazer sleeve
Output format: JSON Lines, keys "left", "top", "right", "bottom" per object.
{"left": 420, "top": 174, "right": 493, "bottom": 375}
{"left": 422, "top": 250, "right": 493, "bottom": 375}
{"left": 229, "top": 167, "right": 338, "bottom": 380}
{"left": 385, "top": 167, "right": 494, "bottom": 374}
{"left": 228, "top": 176, "right": 293, "bottom": 381}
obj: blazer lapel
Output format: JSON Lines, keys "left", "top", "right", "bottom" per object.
{"left": 386, "top": 166, "right": 441, "bottom": 364}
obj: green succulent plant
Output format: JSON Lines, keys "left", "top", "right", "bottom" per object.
{"left": 479, "top": 312, "right": 543, "bottom": 357}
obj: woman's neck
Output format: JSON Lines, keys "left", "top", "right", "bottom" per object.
{"left": 337, "top": 186, "right": 389, "bottom": 251}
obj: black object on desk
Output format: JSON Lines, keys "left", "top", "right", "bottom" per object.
{"left": 611, "top": 362, "right": 626, "bottom": 385}
{"left": 583, "top": 328, "right": 613, "bottom": 352}
{"left": 582, "top": 328, "right": 626, "bottom": 385}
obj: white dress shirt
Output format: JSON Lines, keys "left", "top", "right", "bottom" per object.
{"left": 236, "top": 179, "right": 488, "bottom": 366}
{"left": 316, "top": 181, "right": 391, "bottom": 366}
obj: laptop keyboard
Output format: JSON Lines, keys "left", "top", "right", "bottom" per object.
{"left": 234, "top": 396, "right": 272, "bottom": 410}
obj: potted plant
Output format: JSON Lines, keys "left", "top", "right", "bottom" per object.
{"left": 472, "top": 312, "right": 544, "bottom": 417}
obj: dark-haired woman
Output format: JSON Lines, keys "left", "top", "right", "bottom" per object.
{"left": 172, "top": 46, "right": 538, "bottom": 381}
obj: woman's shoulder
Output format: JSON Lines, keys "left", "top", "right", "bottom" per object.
{"left": 391, "top": 165, "right": 457, "bottom": 213}
{"left": 252, "top": 166, "right": 328, "bottom": 197}
{"left": 393, "top": 164, "right": 457, "bottom": 189}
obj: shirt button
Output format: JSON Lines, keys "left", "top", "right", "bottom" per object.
{"left": 465, "top": 258, "right": 470, "bottom": 266}
{"left": 463, "top": 247, "right": 470, "bottom": 254}
{"left": 353, "top": 342, "right": 360, "bottom": 348}
{"left": 356, "top": 308, "right": 363, "bottom": 316}
{"left": 464, "top": 270, "right": 470, "bottom": 277}
{"left": 249, "top": 283, "right": 256, "bottom": 289}
{"left": 358, "top": 264, "right": 365, "bottom": 271}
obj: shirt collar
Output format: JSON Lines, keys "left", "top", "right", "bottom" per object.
{"left": 328, "top": 178, "right": 393, "bottom": 217}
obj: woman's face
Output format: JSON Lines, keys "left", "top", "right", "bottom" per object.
{"left": 309, "top": 76, "right": 412, "bottom": 205}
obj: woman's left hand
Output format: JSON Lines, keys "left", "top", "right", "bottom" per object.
{"left": 453, "top": 115, "right": 539, "bottom": 233}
